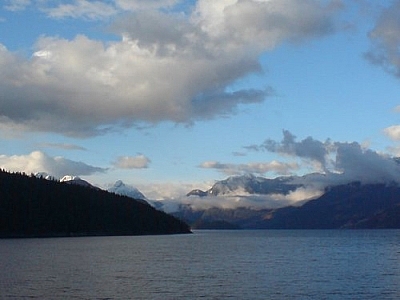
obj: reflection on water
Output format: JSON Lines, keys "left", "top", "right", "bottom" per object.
{"left": 1, "top": 230, "right": 400, "bottom": 299}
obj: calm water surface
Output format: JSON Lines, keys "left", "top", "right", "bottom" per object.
{"left": 1, "top": 230, "right": 400, "bottom": 299}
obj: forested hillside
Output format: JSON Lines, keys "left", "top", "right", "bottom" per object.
{"left": 0, "top": 170, "right": 191, "bottom": 237}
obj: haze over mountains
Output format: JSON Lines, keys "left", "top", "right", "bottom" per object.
{"left": 49, "top": 157, "right": 400, "bottom": 230}
{"left": 42, "top": 145, "right": 400, "bottom": 207}
{"left": 27, "top": 142, "right": 400, "bottom": 230}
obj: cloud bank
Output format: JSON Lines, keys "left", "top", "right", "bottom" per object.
{"left": 0, "top": 0, "right": 340, "bottom": 137}
{"left": 177, "top": 130, "right": 400, "bottom": 210}
{"left": 199, "top": 160, "right": 298, "bottom": 176}
{"left": 248, "top": 130, "right": 400, "bottom": 186}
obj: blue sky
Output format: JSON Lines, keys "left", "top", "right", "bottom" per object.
{"left": 1, "top": 0, "right": 400, "bottom": 199}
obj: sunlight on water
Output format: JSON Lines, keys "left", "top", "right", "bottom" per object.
{"left": 1, "top": 230, "right": 400, "bottom": 299}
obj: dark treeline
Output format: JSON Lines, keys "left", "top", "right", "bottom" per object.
{"left": 0, "top": 169, "right": 191, "bottom": 238}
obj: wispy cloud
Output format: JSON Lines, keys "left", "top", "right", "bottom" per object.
{"left": 42, "top": 0, "right": 118, "bottom": 20}
{"left": 199, "top": 160, "right": 298, "bottom": 176}
{"left": 39, "top": 142, "right": 87, "bottom": 151}
{"left": 0, "top": 151, "right": 106, "bottom": 178}
{"left": 232, "top": 151, "right": 247, "bottom": 157}
{"left": 113, "top": 154, "right": 151, "bottom": 169}
{"left": 3, "top": 0, "right": 30, "bottom": 11}
{"left": 0, "top": 0, "right": 341, "bottom": 137}
{"left": 137, "top": 181, "right": 212, "bottom": 201}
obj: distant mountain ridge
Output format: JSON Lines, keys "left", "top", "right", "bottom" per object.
{"left": 177, "top": 182, "right": 400, "bottom": 229}
{"left": 37, "top": 173, "right": 147, "bottom": 204}
{"left": 30, "top": 171, "right": 400, "bottom": 230}
{"left": 187, "top": 173, "right": 302, "bottom": 196}
{"left": 260, "top": 182, "right": 400, "bottom": 229}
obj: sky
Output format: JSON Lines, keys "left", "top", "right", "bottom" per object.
{"left": 1, "top": 0, "right": 400, "bottom": 201}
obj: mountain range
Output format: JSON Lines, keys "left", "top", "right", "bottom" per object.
{"left": 181, "top": 173, "right": 400, "bottom": 229}
{"left": 107, "top": 180, "right": 148, "bottom": 204}
{"left": 187, "top": 173, "right": 302, "bottom": 197}
{"left": 177, "top": 182, "right": 400, "bottom": 229}
{"left": 35, "top": 172, "right": 400, "bottom": 230}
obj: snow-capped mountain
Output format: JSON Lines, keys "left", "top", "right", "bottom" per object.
{"left": 187, "top": 173, "right": 303, "bottom": 197}
{"left": 107, "top": 180, "right": 148, "bottom": 204}
{"left": 35, "top": 172, "right": 57, "bottom": 181}
{"left": 178, "top": 182, "right": 400, "bottom": 229}
{"left": 60, "top": 175, "right": 97, "bottom": 189}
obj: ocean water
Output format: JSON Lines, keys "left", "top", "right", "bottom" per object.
{"left": 1, "top": 230, "right": 400, "bottom": 299}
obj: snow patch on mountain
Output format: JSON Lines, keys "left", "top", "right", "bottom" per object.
{"left": 60, "top": 175, "right": 96, "bottom": 188}
{"left": 35, "top": 172, "right": 57, "bottom": 181}
{"left": 107, "top": 180, "right": 148, "bottom": 204}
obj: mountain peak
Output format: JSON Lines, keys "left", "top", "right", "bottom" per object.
{"left": 35, "top": 172, "right": 56, "bottom": 181}
{"left": 205, "top": 174, "right": 301, "bottom": 196}
{"left": 114, "top": 180, "right": 124, "bottom": 188}
{"left": 59, "top": 175, "right": 96, "bottom": 189}
{"left": 108, "top": 180, "right": 147, "bottom": 203}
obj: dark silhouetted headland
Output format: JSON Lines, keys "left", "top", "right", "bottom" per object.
{"left": 0, "top": 169, "right": 191, "bottom": 238}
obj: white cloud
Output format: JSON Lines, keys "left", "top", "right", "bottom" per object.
{"left": 199, "top": 160, "right": 298, "bottom": 176}
{"left": 384, "top": 125, "right": 400, "bottom": 141}
{"left": 0, "top": 151, "right": 106, "bottom": 178}
{"left": 192, "top": 0, "right": 337, "bottom": 51}
{"left": 137, "top": 181, "right": 212, "bottom": 201}
{"left": 0, "top": 0, "right": 340, "bottom": 137}
{"left": 113, "top": 154, "right": 151, "bottom": 169}
{"left": 42, "top": 0, "right": 118, "bottom": 20}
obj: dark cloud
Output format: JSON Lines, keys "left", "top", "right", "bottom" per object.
{"left": 249, "top": 130, "right": 400, "bottom": 185}
{"left": 253, "top": 130, "right": 331, "bottom": 171}
{"left": 365, "top": 0, "right": 400, "bottom": 77}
